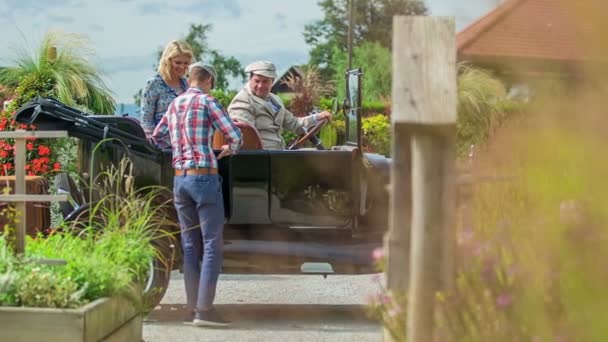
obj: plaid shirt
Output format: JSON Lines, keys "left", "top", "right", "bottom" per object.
{"left": 152, "top": 87, "right": 242, "bottom": 170}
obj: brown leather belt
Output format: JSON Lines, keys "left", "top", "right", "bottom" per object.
{"left": 175, "top": 168, "right": 218, "bottom": 176}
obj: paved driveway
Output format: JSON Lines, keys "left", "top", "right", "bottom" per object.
{"left": 143, "top": 272, "right": 383, "bottom": 342}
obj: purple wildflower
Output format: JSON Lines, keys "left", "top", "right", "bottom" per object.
{"left": 457, "top": 227, "right": 474, "bottom": 245}
{"left": 495, "top": 292, "right": 514, "bottom": 309}
{"left": 372, "top": 247, "right": 384, "bottom": 261}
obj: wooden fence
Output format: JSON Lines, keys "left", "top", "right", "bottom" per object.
{"left": 0, "top": 129, "right": 68, "bottom": 256}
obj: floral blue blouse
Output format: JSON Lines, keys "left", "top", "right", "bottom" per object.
{"left": 140, "top": 73, "right": 187, "bottom": 136}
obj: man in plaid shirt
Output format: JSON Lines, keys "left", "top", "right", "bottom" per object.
{"left": 152, "top": 62, "right": 242, "bottom": 327}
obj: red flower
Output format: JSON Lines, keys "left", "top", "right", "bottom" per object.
{"left": 0, "top": 150, "right": 7, "bottom": 158}
{"left": 38, "top": 145, "right": 51, "bottom": 156}
{"left": 26, "top": 142, "right": 34, "bottom": 151}
{"left": 53, "top": 162, "right": 61, "bottom": 171}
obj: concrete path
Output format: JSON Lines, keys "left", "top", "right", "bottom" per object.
{"left": 143, "top": 272, "right": 383, "bottom": 342}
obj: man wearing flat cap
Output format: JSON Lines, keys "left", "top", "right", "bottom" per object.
{"left": 228, "top": 60, "right": 332, "bottom": 150}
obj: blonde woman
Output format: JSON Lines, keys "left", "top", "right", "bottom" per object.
{"left": 140, "top": 40, "right": 193, "bottom": 139}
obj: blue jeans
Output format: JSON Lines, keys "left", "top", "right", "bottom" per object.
{"left": 173, "top": 174, "right": 224, "bottom": 311}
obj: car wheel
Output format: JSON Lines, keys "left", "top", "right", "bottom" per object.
{"left": 54, "top": 172, "right": 85, "bottom": 219}
{"left": 142, "top": 235, "right": 176, "bottom": 312}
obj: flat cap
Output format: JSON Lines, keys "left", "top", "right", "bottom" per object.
{"left": 245, "top": 60, "right": 277, "bottom": 79}
{"left": 189, "top": 62, "right": 217, "bottom": 80}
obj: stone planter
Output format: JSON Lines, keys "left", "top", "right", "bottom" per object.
{"left": 0, "top": 297, "right": 142, "bottom": 341}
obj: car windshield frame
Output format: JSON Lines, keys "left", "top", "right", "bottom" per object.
{"left": 344, "top": 69, "right": 362, "bottom": 148}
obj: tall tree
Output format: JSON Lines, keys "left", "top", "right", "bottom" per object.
{"left": 331, "top": 41, "right": 391, "bottom": 103}
{"left": 171, "top": 24, "right": 245, "bottom": 91}
{"left": 135, "top": 23, "right": 245, "bottom": 105}
{"left": 0, "top": 31, "right": 116, "bottom": 114}
{"left": 304, "top": 0, "right": 427, "bottom": 80}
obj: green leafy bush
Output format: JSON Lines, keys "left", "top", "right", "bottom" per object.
{"left": 211, "top": 89, "right": 237, "bottom": 109}
{"left": 362, "top": 114, "right": 390, "bottom": 156}
{"left": 3, "top": 71, "right": 55, "bottom": 114}
{"left": 0, "top": 157, "right": 171, "bottom": 309}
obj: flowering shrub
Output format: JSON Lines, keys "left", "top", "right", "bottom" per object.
{"left": 0, "top": 116, "right": 61, "bottom": 176}
{"left": 0, "top": 70, "right": 62, "bottom": 176}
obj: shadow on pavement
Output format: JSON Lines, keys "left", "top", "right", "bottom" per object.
{"left": 146, "top": 303, "right": 375, "bottom": 325}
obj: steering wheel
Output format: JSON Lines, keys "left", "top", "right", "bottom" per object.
{"left": 287, "top": 118, "right": 329, "bottom": 150}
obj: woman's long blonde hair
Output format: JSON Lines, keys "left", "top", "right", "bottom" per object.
{"left": 157, "top": 40, "right": 193, "bottom": 81}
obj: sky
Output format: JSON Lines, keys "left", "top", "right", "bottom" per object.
{"left": 0, "top": 0, "right": 500, "bottom": 104}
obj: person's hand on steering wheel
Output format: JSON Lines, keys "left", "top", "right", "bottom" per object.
{"left": 316, "top": 111, "right": 332, "bottom": 121}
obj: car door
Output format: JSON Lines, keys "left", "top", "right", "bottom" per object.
{"left": 226, "top": 150, "right": 272, "bottom": 224}
{"left": 268, "top": 149, "right": 358, "bottom": 229}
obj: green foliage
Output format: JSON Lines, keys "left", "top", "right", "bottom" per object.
{"left": 369, "top": 102, "right": 608, "bottom": 341}
{"left": 136, "top": 24, "right": 245, "bottom": 104}
{"left": 281, "top": 130, "right": 298, "bottom": 147}
{"left": 317, "top": 64, "right": 514, "bottom": 157}
{"left": 207, "top": 50, "right": 245, "bottom": 92}
{"left": 0, "top": 31, "right": 115, "bottom": 114}
{"left": 182, "top": 24, "right": 245, "bottom": 91}
{"left": 0, "top": 264, "right": 18, "bottom": 305}
{"left": 456, "top": 63, "right": 509, "bottom": 156}
{"left": 0, "top": 223, "right": 155, "bottom": 309}
{"left": 305, "top": 0, "right": 427, "bottom": 80}
{"left": 0, "top": 67, "right": 77, "bottom": 183}
{"left": 331, "top": 42, "right": 391, "bottom": 103}
{"left": 362, "top": 114, "right": 390, "bottom": 156}
{"left": 362, "top": 101, "right": 388, "bottom": 116}
{"left": 14, "top": 266, "right": 85, "bottom": 308}
{"left": 0, "top": 157, "right": 171, "bottom": 309}
{"left": 283, "top": 65, "right": 332, "bottom": 116}
{"left": 3, "top": 71, "right": 55, "bottom": 113}
{"left": 278, "top": 93, "right": 294, "bottom": 108}
{"left": 319, "top": 125, "right": 338, "bottom": 147}
{"left": 211, "top": 89, "right": 237, "bottom": 109}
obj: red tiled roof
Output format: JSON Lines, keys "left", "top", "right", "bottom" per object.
{"left": 457, "top": 0, "right": 602, "bottom": 63}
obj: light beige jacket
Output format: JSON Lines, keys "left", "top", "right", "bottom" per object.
{"left": 227, "top": 85, "right": 319, "bottom": 150}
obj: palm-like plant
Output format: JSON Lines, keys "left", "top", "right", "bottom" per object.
{"left": 0, "top": 31, "right": 115, "bottom": 114}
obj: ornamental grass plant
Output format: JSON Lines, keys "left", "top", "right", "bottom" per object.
{"left": 0, "top": 156, "right": 175, "bottom": 310}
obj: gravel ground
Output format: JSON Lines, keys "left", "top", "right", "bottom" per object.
{"left": 143, "top": 271, "right": 383, "bottom": 342}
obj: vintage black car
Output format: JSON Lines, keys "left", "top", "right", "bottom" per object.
{"left": 14, "top": 69, "right": 391, "bottom": 307}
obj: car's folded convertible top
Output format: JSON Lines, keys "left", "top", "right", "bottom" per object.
{"left": 14, "top": 97, "right": 161, "bottom": 160}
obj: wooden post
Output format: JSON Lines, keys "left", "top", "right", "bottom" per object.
{"left": 0, "top": 130, "right": 68, "bottom": 256}
{"left": 383, "top": 123, "right": 412, "bottom": 342}
{"left": 13, "top": 130, "right": 26, "bottom": 254}
{"left": 390, "top": 16, "right": 457, "bottom": 342}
